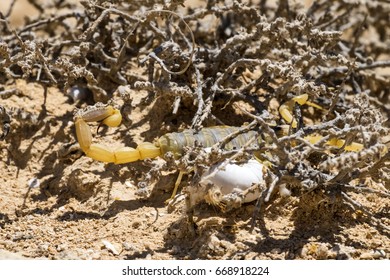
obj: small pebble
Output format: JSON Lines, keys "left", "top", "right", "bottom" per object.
{"left": 208, "top": 235, "right": 220, "bottom": 250}
{"left": 125, "top": 180, "right": 136, "bottom": 188}
{"left": 68, "top": 86, "right": 88, "bottom": 102}
{"left": 27, "top": 178, "right": 40, "bottom": 188}
{"left": 101, "top": 240, "right": 122, "bottom": 256}
{"left": 360, "top": 250, "right": 385, "bottom": 260}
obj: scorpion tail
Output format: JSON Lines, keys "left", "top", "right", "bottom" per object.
{"left": 75, "top": 106, "right": 162, "bottom": 164}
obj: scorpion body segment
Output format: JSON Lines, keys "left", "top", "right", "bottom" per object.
{"left": 157, "top": 126, "right": 260, "bottom": 158}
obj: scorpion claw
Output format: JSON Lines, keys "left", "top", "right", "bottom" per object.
{"left": 279, "top": 94, "right": 363, "bottom": 151}
{"left": 278, "top": 93, "right": 309, "bottom": 128}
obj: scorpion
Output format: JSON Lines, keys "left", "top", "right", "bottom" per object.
{"left": 73, "top": 94, "right": 365, "bottom": 210}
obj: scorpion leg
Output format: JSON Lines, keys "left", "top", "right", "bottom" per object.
{"left": 279, "top": 94, "right": 363, "bottom": 151}
{"left": 171, "top": 171, "right": 185, "bottom": 200}
{"left": 74, "top": 104, "right": 161, "bottom": 163}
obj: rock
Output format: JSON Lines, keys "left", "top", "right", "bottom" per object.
{"left": 101, "top": 239, "right": 122, "bottom": 256}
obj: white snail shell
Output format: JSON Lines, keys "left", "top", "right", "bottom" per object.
{"left": 200, "top": 158, "right": 264, "bottom": 204}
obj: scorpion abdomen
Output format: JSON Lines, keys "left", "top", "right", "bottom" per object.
{"left": 157, "top": 126, "right": 260, "bottom": 158}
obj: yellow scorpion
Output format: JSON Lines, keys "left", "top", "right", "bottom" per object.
{"left": 74, "top": 94, "right": 363, "bottom": 164}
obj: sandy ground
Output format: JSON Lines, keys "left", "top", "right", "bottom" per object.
{"left": 0, "top": 79, "right": 389, "bottom": 260}
{"left": 0, "top": 0, "right": 389, "bottom": 261}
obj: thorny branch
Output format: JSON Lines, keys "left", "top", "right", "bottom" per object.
{"left": 0, "top": 105, "right": 10, "bottom": 140}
